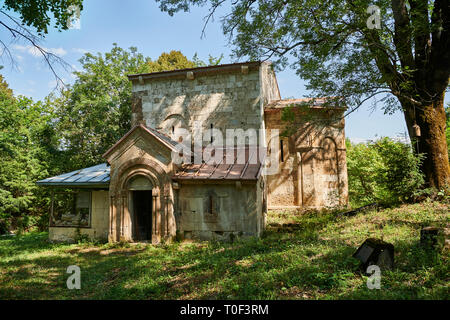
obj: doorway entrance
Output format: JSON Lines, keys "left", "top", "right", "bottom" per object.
{"left": 132, "top": 190, "right": 152, "bottom": 241}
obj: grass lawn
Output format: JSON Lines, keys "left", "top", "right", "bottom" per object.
{"left": 0, "top": 200, "right": 448, "bottom": 300}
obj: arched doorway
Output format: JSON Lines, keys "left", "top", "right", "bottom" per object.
{"left": 128, "top": 175, "right": 153, "bottom": 241}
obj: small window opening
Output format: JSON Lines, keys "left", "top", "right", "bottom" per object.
{"left": 210, "top": 123, "right": 214, "bottom": 143}
{"left": 209, "top": 195, "right": 214, "bottom": 214}
{"left": 280, "top": 139, "right": 284, "bottom": 162}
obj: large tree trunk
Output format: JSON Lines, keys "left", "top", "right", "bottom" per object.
{"left": 402, "top": 92, "right": 450, "bottom": 189}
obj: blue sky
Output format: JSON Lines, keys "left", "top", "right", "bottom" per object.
{"left": 2, "top": 0, "right": 445, "bottom": 143}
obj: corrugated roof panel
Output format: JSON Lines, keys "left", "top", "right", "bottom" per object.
{"left": 173, "top": 146, "right": 264, "bottom": 181}
{"left": 36, "top": 163, "right": 110, "bottom": 187}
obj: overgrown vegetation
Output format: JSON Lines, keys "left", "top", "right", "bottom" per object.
{"left": 0, "top": 202, "right": 447, "bottom": 299}
{"left": 346, "top": 137, "right": 426, "bottom": 207}
{"left": 0, "top": 73, "right": 55, "bottom": 234}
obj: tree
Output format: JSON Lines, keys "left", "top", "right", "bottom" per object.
{"left": 192, "top": 52, "right": 224, "bottom": 67}
{"left": 148, "top": 50, "right": 196, "bottom": 71}
{"left": 0, "top": 0, "right": 83, "bottom": 82}
{"left": 446, "top": 104, "right": 450, "bottom": 159}
{"left": 147, "top": 50, "right": 224, "bottom": 71}
{"left": 156, "top": 0, "right": 450, "bottom": 189}
{"left": 0, "top": 73, "right": 55, "bottom": 233}
{"left": 51, "top": 44, "right": 150, "bottom": 171}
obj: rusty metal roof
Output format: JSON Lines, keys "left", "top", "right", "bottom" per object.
{"left": 173, "top": 146, "right": 264, "bottom": 182}
{"left": 36, "top": 163, "right": 110, "bottom": 187}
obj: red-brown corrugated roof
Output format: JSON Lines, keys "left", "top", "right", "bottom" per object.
{"left": 173, "top": 146, "right": 264, "bottom": 182}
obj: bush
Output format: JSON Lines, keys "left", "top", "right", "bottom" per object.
{"left": 0, "top": 212, "right": 10, "bottom": 234}
{"left": 347, "top": 137, "right": 424, "bottom": 207}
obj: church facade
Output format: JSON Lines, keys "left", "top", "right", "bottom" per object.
{"left": 37, "top": 61, "right": 348, "bottom": 243}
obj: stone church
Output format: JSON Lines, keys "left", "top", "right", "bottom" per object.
{"left": 37, "top": 61, "right": 348, "bottom": 243}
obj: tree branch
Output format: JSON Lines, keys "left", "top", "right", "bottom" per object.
{"left": 0, "top": 10, "right": 70, "bottom": 89}
{"left": 391, "top": 0, "right": 415, "bottom": 69}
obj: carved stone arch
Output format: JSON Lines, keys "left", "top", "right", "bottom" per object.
{"left": 111, "top": 157, "right": 169, "bottom": 194}
{"left": 118, "top": 166, "right": 162, "bottom": 194}
{"left": 108, "top": 156, "right": 174, "bottom": 243}
{"left": 161, "top": 113, "right": 188, "bottom": 137}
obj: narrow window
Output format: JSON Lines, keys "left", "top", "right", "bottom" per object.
{"left": 209, "top": 195, "right": 214, "bottom": 214}
{"left": 172, "top": 126, "right": 175, "bottom": 134}
{"left": 280, "top": 139, "right": 284, "bottom": 162}
{"left": 210, "top": 123, "right": 214, "bottom": 143}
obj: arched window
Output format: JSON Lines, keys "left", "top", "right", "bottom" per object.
{"left": 128, "top": 175, "right": 153, "bottom": 190}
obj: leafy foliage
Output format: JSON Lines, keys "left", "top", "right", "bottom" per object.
{"left": 148, "top": 50, "right": 196, "bottom": 72}
{"left": 1, "top": 0, "right": 83, "bottom": 35}
{"left": 192, "top": 52, "right": 224, "bottom": 67}
{"left": 155, "top": 0, "right": 450, "bottom": 188}
{"left": 0, "top": 75, "right": 55, "bottom": 233}
{"left": 346, "top": 137, "right": 424, "bottom": 206}
{"left": 51, "top": 44, "right": 151, "bottom": 171}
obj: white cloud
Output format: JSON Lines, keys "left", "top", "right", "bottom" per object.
{"left": 12, "top": 44, "right": 67, "bottom": 57}
{"left": 72, "top": 48, "right": 89, "bottom": 55}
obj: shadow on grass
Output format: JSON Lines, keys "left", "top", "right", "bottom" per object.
{"left": 0, "top": 204, "right": 448, "bottom": 300}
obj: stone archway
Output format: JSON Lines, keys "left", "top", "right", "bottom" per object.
{"left": 108, "top": 158, "right": 175, "bottom": 243}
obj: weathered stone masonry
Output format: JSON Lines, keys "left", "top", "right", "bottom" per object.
{"left": 39, "top": 61, "right": 348, "bottom": 243}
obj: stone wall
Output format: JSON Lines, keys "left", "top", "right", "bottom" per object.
{"left": 130, "top": 62, "right": 280, "bottom": 145}
{"left": 175, "top": 181, "right": 263, "bottom": 241}
{"left": 264, "top": 107, "right": 348, "bottom": 208}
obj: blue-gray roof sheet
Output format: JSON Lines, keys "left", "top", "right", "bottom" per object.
{"left": 36, "top": 163, "right": 110, "bottom": 187}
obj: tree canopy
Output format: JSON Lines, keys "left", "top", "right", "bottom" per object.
{"left": 0, "top": 0, "right": 84, "bottom": 83}
{"left": 1, "top": 0, "right": 83, "bottom": 35}
{"left": 156, "top": 0, "right": 450, "bottom": 189}
{"left": 0, "top": 73, "right": 55, "bottom": 233}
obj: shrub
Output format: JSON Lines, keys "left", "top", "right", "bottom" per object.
{"left": 346, "top": 137, "right": 424, "bottom": 207}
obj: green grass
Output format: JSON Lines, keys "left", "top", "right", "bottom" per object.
{"left": 0, "top": 200, "right": 448, "bottom": 300}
